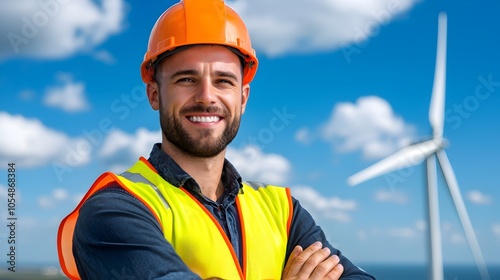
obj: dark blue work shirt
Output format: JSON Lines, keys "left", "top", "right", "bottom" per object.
{"left": 73, "top": 144, "right": 375, "bottom": 279}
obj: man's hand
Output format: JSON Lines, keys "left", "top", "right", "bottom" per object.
{"left": 282, "top": 242, "right": 344, "bottom": 280}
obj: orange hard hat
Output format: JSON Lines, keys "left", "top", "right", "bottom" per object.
{"left": 140, "top": 0, "right": 258, "bottom": 85}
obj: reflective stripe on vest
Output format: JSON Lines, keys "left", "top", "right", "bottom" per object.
{"left": 57, "top": 157, "right": 293, "bottom": 279}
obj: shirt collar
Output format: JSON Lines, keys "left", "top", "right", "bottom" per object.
{"left": 147, "top": 143, "right": 242, "bottom": 199}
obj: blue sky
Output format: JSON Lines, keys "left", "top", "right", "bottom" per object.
{"left": 1, "top": 0, "right": 500, "bottom": 274}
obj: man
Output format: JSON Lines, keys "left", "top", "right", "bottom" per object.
{"left": 57, "top": 0, "right": 375, "bottom": 279}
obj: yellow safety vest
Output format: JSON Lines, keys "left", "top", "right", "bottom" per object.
{"left": 58, "top": 157, "right": 293, "bottom": 280}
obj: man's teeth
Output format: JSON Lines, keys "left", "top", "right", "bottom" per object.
{"left": 189, "top": 116, "right": 220, "bottom": 123}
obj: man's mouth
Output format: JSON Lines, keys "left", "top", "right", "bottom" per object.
{"left": 188, "top": 116, "right": 221, "bottom": 123}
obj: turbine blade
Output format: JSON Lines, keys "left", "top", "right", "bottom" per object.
{"left": 436, "top": 150, "right": 491, "bottom": 280}
{"left": 348, "top": 139, "right": 442, "bottom": 186}
{"left": 426, "top": 155, "right": 443, "bottom": 280}
{"left": 429, "top": 12, "right": 447, "bottom": 140}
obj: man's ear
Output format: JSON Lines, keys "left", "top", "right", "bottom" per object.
{"left": 147, "top": 81, "right": 160, "bottom": 111}
{"left": 241, "top": 84, "right": 250, "bottom": 114}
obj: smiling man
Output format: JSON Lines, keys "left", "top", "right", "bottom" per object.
{"left": 154, "top": 45, "right": 247, "bottom": 165}
{"left": 57, "top": 0, "right": 375, "bottom": 279}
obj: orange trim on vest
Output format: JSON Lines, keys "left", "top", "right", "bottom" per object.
{"left": 57, "top": 157, "right": 163, "bottom": 280}
{"left": 139, "top": 156, "right": 157, "bottom": 173}
{"left": 57, "top": 172, "right": 116, "bottom": 279}
{"left": 285, "top": 188, "right": 294, "bottom": 236}
{"left": 180, "top": 187, "right": 245, "bottom": 280}
{"left": 235, "top": 195, "right": 248, "bottom": 279}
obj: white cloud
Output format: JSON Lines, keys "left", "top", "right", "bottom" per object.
{"left": 292, "top": 186, "right": 357, "bottom": 211}
{"left": 91, "top": 49, "right": 116, "bottom": 64}
{"left": 38, "top": 188, "right": 71, "bottom": 208}
{"left": 0, "top": 185, "right": 7, "bottom": 219}
{"left": 363, "top": 220, "right": 425, "bottom": 240}
{"left": 0, "top": 112, "right": 91, "bottom": 168}
{"left": 227, "top": 145, "right": 291, "bottom": 185}
{"left": 38, "top": 196, "right": 53, "bottom": 208}
{"left": 492, "top": 223, "right": 500, "bottom": 237}
{"left": 466, "top": 190, "right": 492, "bottom": 205}
{"left": 389, "top": 227, "right": 416, "bottom": 239}
{"left": 99, "top": 128, "right": 161, "bottom": 173}
{"left": 441, "top": 221, "right": 452, "bottom": 232}
{"left": 229, "top": 0, "right": 419, "bottom": 56}
{"left": 415, "top": 219, "right": 426, "bottom": 231}
{"left": 53, "top": 188, "right": 69, "bottom": 201}
{"left": 374, "top": 189, "right": 408, "bottom": 204}
{"left": 43, "top": 74, "right": 90, "bottom": 112}
{"left": 12, "top": 217, "right": 60, "bottom": 266}
{"left": 19, "top": 90, "right": 35, "bottom": 100}
{"left": 324, "top": 211, "right": 352, "bottom": 223}
{"left": 442, "top": 221, "right": 465, "bottom": 244}
{"left": 0, "top": 0, "right": 126, "bottom": 60}
{"left": 295, "top": 127, "right": 313, "bottom": 144}
{"left": 0, "top": 184, "right": 7, "bottom": 197}
{"left": 41, "top": 266, "right": 60, "bottom": 276}
{"left": 358, "top": 229, "right": 368, "bottom": 240}
{"left": 291, "top": 185, "right": 357, "bottom": 223}
{"left": 321, "top": 96, "right": 415, "bottom": 159}
{"left": 449, "top": 233, "right": 465, "bottom": 244}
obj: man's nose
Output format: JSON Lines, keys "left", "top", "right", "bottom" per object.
{"left": 194, "top": 78, "right": 217, "bottom": 105}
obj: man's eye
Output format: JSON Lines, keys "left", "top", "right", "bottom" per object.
{"left": 218, "top": 79, "right": 234, "bottom": 85}
{"left": 177, "top": 78, "right": 194, "bottom": 83}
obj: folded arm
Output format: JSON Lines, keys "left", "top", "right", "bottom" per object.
{"left": 285, "top": 197, "right": 375, "bottom": 280}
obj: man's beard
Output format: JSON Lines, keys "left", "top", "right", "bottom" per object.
{"left": 159, "top": 103, "right": 240, "bottom": 158}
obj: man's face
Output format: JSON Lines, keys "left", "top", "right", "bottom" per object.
{"left": 148, "top": 45, "right": 250, "bottom": 158}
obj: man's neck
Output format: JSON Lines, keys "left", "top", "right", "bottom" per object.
{"left": 161, "top": 141, "right": 225, "bottom": 201}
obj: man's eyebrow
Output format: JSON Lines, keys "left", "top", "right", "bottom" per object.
{"left": 169, "top": 69, "right": 199, "bottom": 80}
{"left": 214, "top": 70, "right": 239, "bottom": 81}
{"left": 168, "top": 69, "right": 239, "bottom": 82}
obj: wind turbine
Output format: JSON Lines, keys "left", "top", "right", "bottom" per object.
{"left": 347, "top": 13, "right": 490, "bottom": 280}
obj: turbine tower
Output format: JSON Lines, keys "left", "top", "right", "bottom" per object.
{"left": 347, "top": 13, "right": 490, "bottom": 280}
